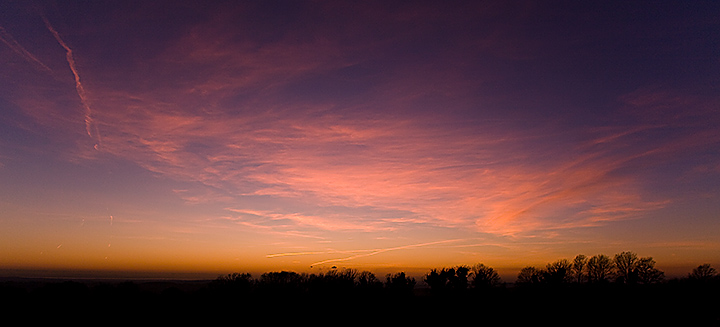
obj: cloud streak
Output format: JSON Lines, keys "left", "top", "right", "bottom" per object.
{"left": 267, "top": 239, "right": 464, "bottom": 267}
{"left": 25, "top": 3, "right": 719, "bottom": 241}
{"left": 0, "top": 25, "right": 52, "bottom": 72}
{"left": 90, "top": 86, "right": 706, "bottom": 238}
{"left": 2, "top": 1, "right": 719, "bottom": 273}
{"left": 42, "top": 16, "right": 101, "bottom": 148}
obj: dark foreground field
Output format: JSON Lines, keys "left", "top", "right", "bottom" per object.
{"left": 1, "top": 277, "right": 718, "bottom": 325}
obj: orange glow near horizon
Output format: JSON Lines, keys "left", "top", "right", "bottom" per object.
{"left": 1, "top": 1, "right": 719, "bottom": 281}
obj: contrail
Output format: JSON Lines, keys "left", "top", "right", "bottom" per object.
{"left": 308, "top": 239, "right": 463, "bottom": 267}
{"left": 266, "top": 250, "right": 347, "bottom": 258}
{"left": 42, "top": 16, "right": 101, "bottom": 148}
{"left": 0, "top": 25, "right": 53, "bottom": 72}
{"left": 267, "top": 239, "right": 463, "bottom": 267}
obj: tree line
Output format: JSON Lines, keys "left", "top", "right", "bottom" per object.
{"left": 199, "top": 251, "right": 720, "bottom": 297}
{"left": 515, "top": 251, "right": 665, "bottom": 286}
{"left": 1, "top": 252, "right": 717, "bottom": 323}
{"left": 425, "top": 251, "right": 718, "bottom": 290}
{"left": 208, "top": 269, "right": 417, "bottom": 297}
{"left": 207, "top": 251, "right": 718, "bottom": 294}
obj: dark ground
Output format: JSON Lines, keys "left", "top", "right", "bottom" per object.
{"left": 1, "top": 277, "right": 718, "bottom": 325}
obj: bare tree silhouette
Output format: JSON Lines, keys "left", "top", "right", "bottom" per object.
{"left": 309, "top": 268, "right": 358, "bottom": 296}
{"left": 211, "top": 272, "right": 253, "bottom": 293}
{"left": 634, "top": 256, "right": 664, "bottom": 284}
{"left": 385, "top": 272, "right": 416, "bottom": 295}
{"left": 614, "top": 251, "right": 638, "bottom": 284}
{"left": 572, "top": 254, "right": 588, "bottom": 283}
{"left": 357, "top": 270, "right": 383, "bottom": 291}
{"left": 451, "top": 266, "right": 471, "bottom": 291}
{"left": 424, "top": 266, "right": 472, "bottom": 294}
{"left": 258, "top": 271, "right": 306, "bottom": 295}
{"left": 470, "top": 263, "right": 501, "bottom": 289}
{"left": 544, "top": 259, "right": 573, "bottom": 285}
{"left": 516, "top": 266, "right": 543, "bottom": 285}
{"left": 3, "top": 255, "right": 719, "bottom": 324}
{"left": 688, "top": 264, "right": 717, "bottom": 282}
{"left": 612, "top": 252, "right": 664, "bottom": 284}
{"left": 424, "top": 268, "right": 450, "bottom": 292}
{"left": 587, "top": 254, "right": 614, "bottom": 283}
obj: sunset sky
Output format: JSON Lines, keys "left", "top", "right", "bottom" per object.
{"left": 1, "top": 0, "right": 719, "bottom": 280}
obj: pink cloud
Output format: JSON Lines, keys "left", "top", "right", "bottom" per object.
{"left": 8, "top": 3, "right": 719, "bottom": 241}
{"left": 85, "top": 90, "right": 683, "bottom": 237}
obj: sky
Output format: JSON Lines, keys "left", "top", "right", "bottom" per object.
{"left": 1, "top": 0, "right": 719, "bottom": 280}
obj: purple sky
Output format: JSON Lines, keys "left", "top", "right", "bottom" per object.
{"left": 1, "top": 1, "right": 719, "bottom": 279}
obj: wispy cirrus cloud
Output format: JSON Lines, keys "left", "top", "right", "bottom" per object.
{"left": 86, "top": 84, "right": 707, "bottom": 238}
{"left": 3, "top": 1, "right": 720, "bottom": 274}
{"left": 8, "top": 1, "right": 720, "bottom": 242}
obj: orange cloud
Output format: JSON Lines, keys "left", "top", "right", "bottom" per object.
{"left": 86, "top": 90, "right": 688, "bottom": 238}
{"left": 9, "top": 3, "right": 720, "bottom": 244}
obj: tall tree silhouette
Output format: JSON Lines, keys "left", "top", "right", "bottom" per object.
{"left": 424, "top": 268, "right": 450, "bottom": 293}
{"left": 470, "top": 263, "right": 501, "bottom": 289}
{"left": 385, "top": 272, "right": 416, "bottom": 295}
{"left": 544, "top": 259, "right": 572, "bottom": 285}
{"left": 613, "top": 252, "right": 664, "bottom": 284}
{"left": 587, "top": 254, "right": 614, "bottom": 283}
{"left": 634, "top": 256, "right": 664, "bottom": 284}
{"left": 451, "top": 266, "right": 471, "bottom": 290}
{"left": 614, "top": 251, "right": 639, "bottom": 284}
{"left": 357, "top": 270, "right": 383, "bottom": 290}
{"left": 424, "top": 266, "right": 470, "bottom": 293}
{"left": 572, "top": 254, "right": 588, "bottom": 283}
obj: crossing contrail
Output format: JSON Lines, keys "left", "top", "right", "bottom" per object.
{"left": 42, "top": 16, "right": 101, "bottom": 148}
{"left": 0, "top": 25, "right": 52, "bottom": 72}
{"left": 267, "top": 239, "right": 463, "bottom": 267}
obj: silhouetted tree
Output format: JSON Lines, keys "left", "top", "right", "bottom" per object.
{"left": 211, "top": 273, "right": 253, "bottom": 291}
{"left": 214, "top": 272, "right": 253, "bottom": 285}
{"left": 544, "top": 259, "right": 572, "bottom": 285}
{"left": 209, "top": 272, "right": 254, "bottom": 302}
{"left": 258, "top": 271, "right": 306, "bottom": 294}
{"left": 451, "top": 265, "right": 471, "bottom": 291}
{"left": 385, "top": 272, "right": 416, "bottom": 295}
{"left": 355, "top": 270, "right": 383, "bottom": 297}
{"left": 614, "top": 251, "right": 639, "bottom": 284}
{"left": 470, "top": 263, "right": 501, "bottom": 289}
{"left": 309, "top": 268, "right": 358, "bottom": 295}
{"left": 612, "top": 252, "right": 664, "bottom": 284}
{"left": 424, "top": 266, "right": 470, "bottom": 294}
{"left": 688, "top": 264, "right": 717, "bottom": 282}
{"left": 587, "top": 254, "right": 614, "bottom": 283}
{"left": 572, "top": 254, "right": 588, "bottom": 283}
{"left": 516, "top": 266, "right": 543, "bottom": 285}
{"left": 424, "top": 268, "right": 449, "bottom": 292}
{"left": 634, "top": 256, "right": 664, "bottom": 284}
{"left": 357, "top": 270, "right": 382, "bottom": 289}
